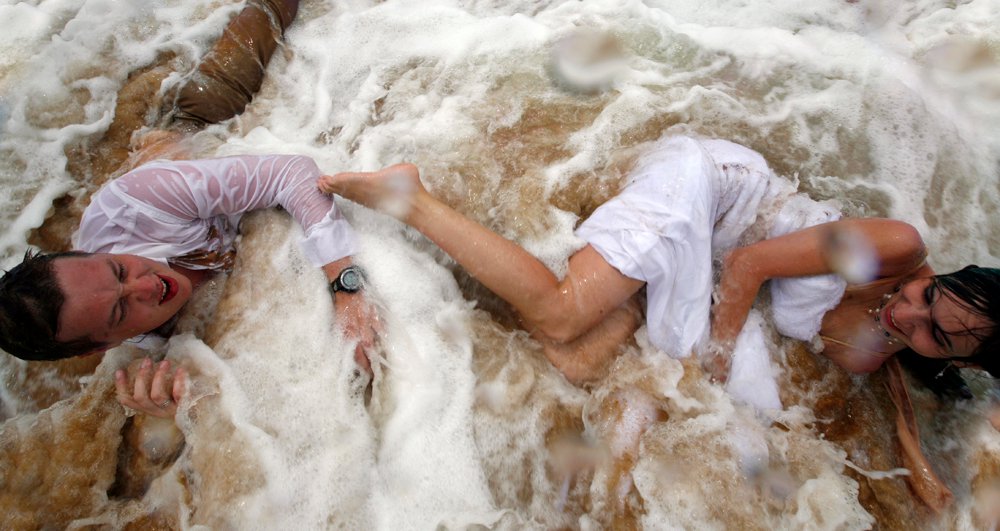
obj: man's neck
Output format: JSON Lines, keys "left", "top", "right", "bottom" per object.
{"left": 171, "top": 265, "right": 212, "bottom": 290}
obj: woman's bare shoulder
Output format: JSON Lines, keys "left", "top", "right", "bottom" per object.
{"left": 857, "top": 218, "right": 928, "bottom": 278}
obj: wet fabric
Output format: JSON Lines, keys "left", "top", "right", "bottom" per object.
{"left": 75, "top": 154, "right": 358, "bottom": 270}
{"left": 174, "top": 0, "right": 300, "bottom": 124}
{"left": 576, "top": 136, "right": 844, "bottom": 410}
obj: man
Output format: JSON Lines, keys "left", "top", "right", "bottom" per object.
{"left": 0, "top": 154, "right": 378, "bottom": 417}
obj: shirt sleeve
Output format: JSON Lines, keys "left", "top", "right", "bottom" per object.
{"left": 103, "top": 155, "right": 358, "bottom": 267}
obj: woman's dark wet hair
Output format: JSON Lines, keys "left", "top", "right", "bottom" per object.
{"left": 935, "top": 265, "right": 1000, "bottom": 378}
{"left": 0, "top": 250, "right": 106, "bottom": 361}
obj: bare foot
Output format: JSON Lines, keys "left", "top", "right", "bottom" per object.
{"left": 318, "top": 163, "right": 422, "bottom": 220}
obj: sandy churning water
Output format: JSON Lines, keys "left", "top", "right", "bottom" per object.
{"left": 1, "top": 0, "right": 999, "bottom": 529}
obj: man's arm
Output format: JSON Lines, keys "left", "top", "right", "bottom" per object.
{"left": 99, "top": 156, "right": 378, "bottom": 398}
{"left": 104, "top": 155, "right": 357, "bottom": 264}
{"left": 323, "top": 257, "right": 377, "bottom": 374}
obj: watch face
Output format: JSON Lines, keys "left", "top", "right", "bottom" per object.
{"left": 340, "top": 269, "right": 362, "bottom": 291}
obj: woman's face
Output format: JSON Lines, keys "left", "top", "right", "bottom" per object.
{"left": 879, "top": 277, "right": 991, "bottom": 360}
{"left": 53, "top": 253, "right": 193, "bottom": 350}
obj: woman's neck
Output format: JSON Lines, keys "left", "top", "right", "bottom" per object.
{"left": 818, "top": 265, "right": 936, "bottom": 372}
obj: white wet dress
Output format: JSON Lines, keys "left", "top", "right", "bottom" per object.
{"left": 576, "top": 136, "right": 846, "bottom": 411}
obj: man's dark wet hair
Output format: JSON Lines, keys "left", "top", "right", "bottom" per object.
{"left": 0, "top": 250, "right": 106, "bottom": 361}
{"left": 936, "top": 265, "right": 1000, "bottom": 378}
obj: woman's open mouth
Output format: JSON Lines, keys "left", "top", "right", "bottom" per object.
{"left": 157, "top": 274, "right": 178, "bottom": 304}
{"left": 881, "top": 303, "right": 900, "bottom": 335}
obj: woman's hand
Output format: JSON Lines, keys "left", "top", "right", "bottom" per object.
{"left": 115, "top": 357, "right": 186, "bottom": 418}
{"left": 317, "top": 163, "right": 423, "bottom": 220}
{"left": 700, "top": 342, "right": 733, "bottom": 384}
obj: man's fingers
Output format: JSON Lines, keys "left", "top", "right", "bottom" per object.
{"left": 354, "top": 344, "right": 372, "bottom": 374}
{"left": 132, "top": 358, "right": 154, "bottom": 403}
{"left": 318, "top": 172, "right": 362, "bottom": 195}
{"left": 113, "top": 359, "right": 185, "bottom": 418}
{"left": 149, "top": 360, "right": 173, "bottom": 405}
{"left": 114, "top": 369, "right": 130, "bottom": 397}
{"left": 368, "top": 310, "right": 385, "bottom": 335}
{"left": 115, "top": 369, "right": 143, "bottom": 410}
{"left": 172, "top": 367, "right": 187, "bottom": 404}
{"left": 317, "top": 174, "right": 336, "bottom": 194}
{"left": 359, "top": 326, "right": 377, "bottom": 349}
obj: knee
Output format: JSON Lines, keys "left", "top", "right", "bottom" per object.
{"left": 537, "top": 321, "right": 585, "bottom": 345}
{"left": 532, "top": 302, "right": 600, "bottom": 345}
{"left": 526, "top": 297, "right": 584, "bottom": 345}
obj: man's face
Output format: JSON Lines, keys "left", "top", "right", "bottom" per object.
{"left": 53, "top": 254, "right": 193, "bottom": 349}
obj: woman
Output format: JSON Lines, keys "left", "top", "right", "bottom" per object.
{"left": 318, "top": 135, "right": 999, "bottom": 385}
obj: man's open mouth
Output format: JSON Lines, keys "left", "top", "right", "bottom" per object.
{"left": 157, "top": 274, "right": 178, "bottom": 304}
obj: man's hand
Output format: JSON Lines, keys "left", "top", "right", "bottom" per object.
{"left": 324, "top": 258, "right": 382, "bottom": 375}
{"left": 335, "top": 291, "right": 380, "bottom": 375}
{"left": 115, "top": 357, "right": 186, "bottom": 418}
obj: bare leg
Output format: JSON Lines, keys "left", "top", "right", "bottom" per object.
{"left": 320, "top": 165, "right": 645, "bottom": 346}
{"left": 540, "top": 296, "right": 643, "bottom": 384}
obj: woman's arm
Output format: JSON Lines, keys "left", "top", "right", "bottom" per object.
{"left": 711, "top": 218, "right": 927, "bottom": 346}
{"left": 319, "top": 164, "right": 645, "bottom": 344}
{"left": 704, "top": 218, "right": 925, "bottom": 381}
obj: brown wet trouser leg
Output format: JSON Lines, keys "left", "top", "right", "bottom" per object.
{"left": 126, "top": 0, "right": 301, "bottom": 167}
{"left": 129, "top": 0, "right": 301, "bottom": 164}
{"left": 173, "top": 0, "right": 300, "bottom": 126}
{"left": 30, "top": 0, "right": 301, "bottom": 252}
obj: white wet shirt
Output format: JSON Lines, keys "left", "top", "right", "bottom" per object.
{"left": 75, "top": 155, "right": 358, "bottom": 269}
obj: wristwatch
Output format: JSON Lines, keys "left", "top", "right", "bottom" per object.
{"left": 329, "top": 265, "right": 364, "bottom": 294}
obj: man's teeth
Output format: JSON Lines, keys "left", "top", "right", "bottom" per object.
{"left": 160, "top": 278, "right": 168, "bottom": 303}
